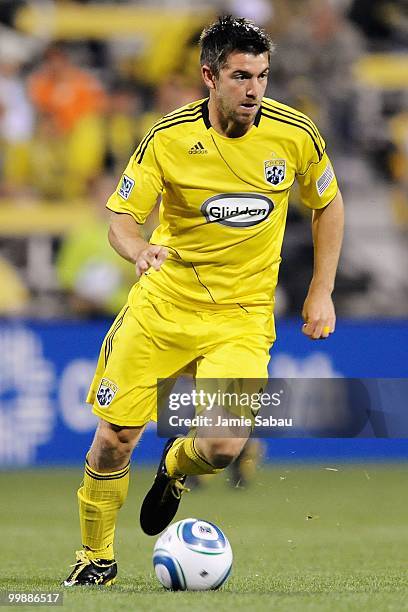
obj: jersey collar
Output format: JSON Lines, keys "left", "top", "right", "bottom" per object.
{"left": 201, "top": 99, "right": 262, "bottom": 130}
{"left": 201, "top": 99, "right": 211, "bottom": 129}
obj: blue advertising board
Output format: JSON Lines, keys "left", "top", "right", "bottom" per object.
{"left": 0, "top": 318, "right": 407, "bottom": 467}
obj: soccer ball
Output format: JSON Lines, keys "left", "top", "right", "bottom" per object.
{"left": 153, "top": 518, "right": 233, "bottom": 591}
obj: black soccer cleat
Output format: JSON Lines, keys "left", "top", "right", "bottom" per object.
{"left": 140, "top": 437, "right": 189, "bottom": 536}
{"left": 62, "top": 550, "right": 117, "bottom": 587}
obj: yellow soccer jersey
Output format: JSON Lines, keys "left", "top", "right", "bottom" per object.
{"left": 107, "top": 97, "right": 339, "bottom": 307}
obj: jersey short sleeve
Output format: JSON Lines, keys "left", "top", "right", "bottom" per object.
{"left": 296, "top": 124, "right": 339, "bottom": 210}
{"left": 107, "top": 134, "right": 164, "bottom": 224}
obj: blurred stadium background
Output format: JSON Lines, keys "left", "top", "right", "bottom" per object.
{"left": 1, "top": 1, "right": 408, "bottom": 607}
{"left": 0, "top": 0, "right": 408, "bottom": 466}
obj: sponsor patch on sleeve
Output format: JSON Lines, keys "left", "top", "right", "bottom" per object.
{"left": 316, "top": 164, "right": 334, "bottom": 196}
{"left": 118, "top": 174, "right": 135, "bottom": 200}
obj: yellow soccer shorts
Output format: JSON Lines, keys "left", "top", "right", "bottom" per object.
{"left": 87, "top": 284, "right": 276, "bottom": 427}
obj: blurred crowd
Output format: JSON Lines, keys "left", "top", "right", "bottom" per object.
{"left": 0, "top": 0, "right": 407, "bottom": 318}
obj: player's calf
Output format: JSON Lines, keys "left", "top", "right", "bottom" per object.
{"left": 64, "top": 419, "right": 144, "bottom": 585}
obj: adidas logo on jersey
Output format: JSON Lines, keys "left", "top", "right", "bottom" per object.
{"left": 189, "top": 141, "right": 208, "bottom": 154}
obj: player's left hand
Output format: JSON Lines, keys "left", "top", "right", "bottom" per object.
{"left": 301, "top": 284, "right": 336, "bottom": 340}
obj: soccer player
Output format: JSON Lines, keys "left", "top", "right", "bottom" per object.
{"left": 63, "top": 15, "right": 344, "bottom": 586}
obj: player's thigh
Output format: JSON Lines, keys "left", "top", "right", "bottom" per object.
{"left": 195, "top": 308, "right": 275, "bottom": 435}
{"left": 88, "top": 290, "right": 197, "bottom": 427}
{"left": 198, "top": 306, "right": 275, "bottom": 379}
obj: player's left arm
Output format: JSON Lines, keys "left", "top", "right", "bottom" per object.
{"left": 302, "top": 190, "right": 344, "bottom": 340}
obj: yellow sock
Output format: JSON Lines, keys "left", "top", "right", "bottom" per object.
{"left": 77, "top": 459, "right": 130, "bottom": 561}
{"left": 165, "top": 437, "right": 223, "bottom": 478}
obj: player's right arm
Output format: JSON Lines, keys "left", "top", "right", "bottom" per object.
{"left": 106, "top": 130, "right": 166, "bottom": 277}
{"left": 108, "top": 213, "right": 168, "bottom": 277}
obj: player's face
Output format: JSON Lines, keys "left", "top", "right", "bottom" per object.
{"left": 209, "top": 51, "right": 269, "bottom": 127}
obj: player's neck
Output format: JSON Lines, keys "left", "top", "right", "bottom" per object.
{"left": 208, "top": 98, "right": 254, "bottom": 138}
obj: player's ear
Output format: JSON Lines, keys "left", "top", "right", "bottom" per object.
{"left": 201, "top": 64, "right": 216, "bottom": 90}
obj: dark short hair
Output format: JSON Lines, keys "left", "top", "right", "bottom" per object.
{"left": 199, "top": 15, "right": 274, "bottom": 76}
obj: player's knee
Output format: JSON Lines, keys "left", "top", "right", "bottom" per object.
{"left": 204, "top": 441, "right": 243, "bottom": 468}
{"left": 90, "top": 428, "right": 133, "bottom": 470}
{"left": 210, "top": 452, "right": 235, "bottom": 468}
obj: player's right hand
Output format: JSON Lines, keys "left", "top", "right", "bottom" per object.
{"left": 136, "top": 245, "right": 168, "bottom": 277}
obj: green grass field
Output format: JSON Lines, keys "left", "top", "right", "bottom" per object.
{"left": 1, "top": 465, "right": 408, "bottom": 611}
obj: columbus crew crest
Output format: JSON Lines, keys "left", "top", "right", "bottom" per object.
{"left": 264, "top": 159, "right": 286, "bottom": 186}
{"left": 96, "top": 378, "right": 118, "bottom": 408}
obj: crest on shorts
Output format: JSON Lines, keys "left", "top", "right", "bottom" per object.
{"left": 264, "top": 159, "right": 286, "bottom": 186}
{"left": 118, "top": 174, "right": 135, "bottom": 200}
{"left": 96, "top": 378, "right": 118, "bottom": 408}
